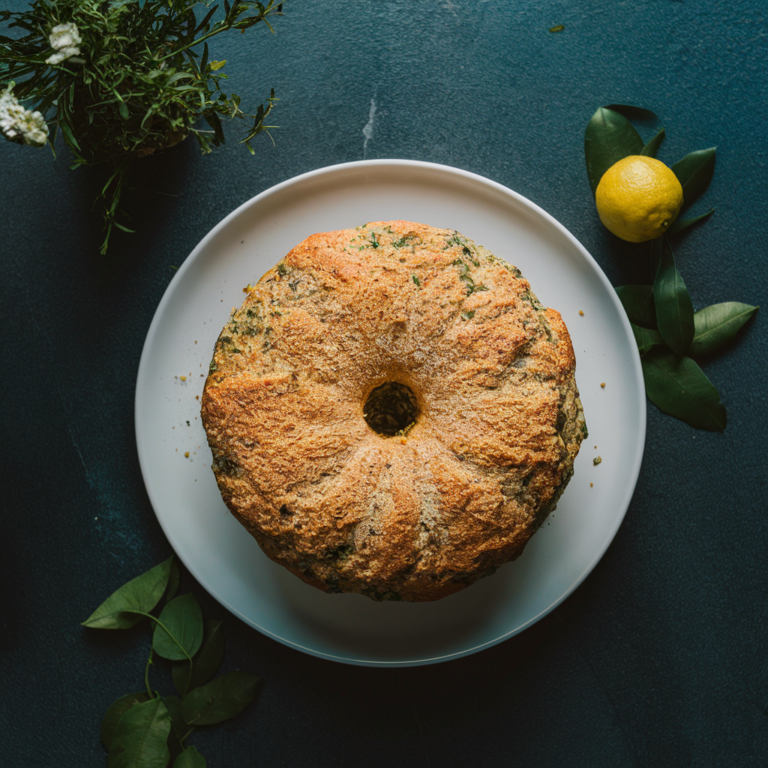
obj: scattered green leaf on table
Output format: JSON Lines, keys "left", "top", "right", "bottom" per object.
{"left": 654, "top": 237, "right": 694, "bottom": 356}
{"left": 631, "top": 324, "right": 664, "bottom": 355}
{"left": 108, "top": 696, "right": 171, "bottom": 768}
{"left": 668, "top": 208, "right": 714, "bottom": 236}
{"left": 112, "top": 221, "right": 137, "bottom": 234}
{"left": 83, "top": 558, "right": 261, "bottom": 759}
{"left": 691, "top": 302, "right": 759, "bottom": 357}
{"left": 173, "top": 619, "right": 226, "bottom": 697}
{"left": 604, "top": 103, "right": 660, "bottom": 122}
{"left": 101, "top": 691, "right": 151, "bottom": 750}
{"left": 671, "top": 148, "right": 716, "bottom": 209}
{"left": 174, "top": 747, "right": 207, "bottom": 768}
{"left": 640, "top": 128, "right": 665, "bottom": 158}
{"left": 615, "top": 285, "right": 657, "bottom": 328}
{"left": 153, "top": 593, "right": 204, "bottom": 661}
{"left": 83, "top": 556, "right": 174, "bottom": 629}
{"left": 641, "top": 348, "right": 727, "bottom": 431}
{"left": 181, "top": 671, "right": 262, "bottom": 727}
{"left": 584, "top": 106, "right": 644, "bottom": 194}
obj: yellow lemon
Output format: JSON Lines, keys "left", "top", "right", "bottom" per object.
{"left": 595, "top": 155, "right": 683, "bottom": 243}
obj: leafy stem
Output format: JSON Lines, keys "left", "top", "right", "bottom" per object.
{"left": 85, "top": 559, "right": 261, "bottom": 765}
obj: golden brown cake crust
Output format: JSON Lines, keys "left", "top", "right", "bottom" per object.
{"left": 201, "top": 221, "right": 586, "bottom": 601}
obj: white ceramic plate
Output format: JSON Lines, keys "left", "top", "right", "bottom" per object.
{"left": 135, "top": 160, "right": 645, "bottom": 667}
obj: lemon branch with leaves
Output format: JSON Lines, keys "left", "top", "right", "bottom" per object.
{"left": 83, "top": 556, "right": 262, "bottom": 767}
{"left": 585, "top": 104, "right": 758, "bottom": 432}
{"left": 0, "top": 0, "right": 284, "bottom": 254}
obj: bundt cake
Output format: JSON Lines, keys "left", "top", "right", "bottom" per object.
{"left": 201, "top": 221, "right": 586, "bottom": 601}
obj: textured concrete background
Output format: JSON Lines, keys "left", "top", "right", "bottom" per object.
{"left": 2, "top": 1, "right": 766, "bottom": 765}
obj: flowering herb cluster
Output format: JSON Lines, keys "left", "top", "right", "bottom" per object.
{"left": 0, "top": 0, "right": 283, "bottom": 253}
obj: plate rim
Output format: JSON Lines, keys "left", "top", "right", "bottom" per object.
{"left": 135, "top": 158, "right": 646, "bottom": 667}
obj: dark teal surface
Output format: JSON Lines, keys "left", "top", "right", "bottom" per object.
{"left": 2, "top": 1, "right": 767, "bottom": 765}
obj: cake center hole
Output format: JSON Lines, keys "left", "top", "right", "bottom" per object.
{"left": 363, "top": 382, "right": 419, "bottom": 437}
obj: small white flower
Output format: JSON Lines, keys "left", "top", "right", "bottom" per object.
{"left": 0, "top": 86, "right": 49, "bottom": 147}
{"left": 46, "top": 48, "right": 80, "bottom": 65}
{"left": 49, "top": 22, "right": 82, "bottom": 51}
{"left": 46, "top": 22, "right": 82, "bottom": 65}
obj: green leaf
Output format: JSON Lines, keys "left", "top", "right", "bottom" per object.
{"left": 119, "top": 101, "right": 129, "bottom": 120}
{"left": 641, "top": 348, "right": 727, "bottom": 431}
{"left": 615, "top": 285, "right": 657, "bottom": 328}
{"left": 173, "top": 619, "right": 226, "bottom": 697}
{"left": 166, "top": 72, "right": 196, "bottom": 85}
{"left": 83, "top": 557, "right": 174, "bottom": 629}
{"left": 174, "top": 747, "right": 207, "bottom": 768}
{"left": 172, "top": 660, "right": 194, "bottom": 699}
{"left": 153, "top": 594, "right": 204, "bottom": 661}
{"left": 108, "top": 697, "right": 171, "bottom": 768}
{"left": 58, "top": 119, "right": 81, "bottom": 152}
{"left": 163, "top": 695, "right": 187, "bottom": 762}
{"left": 654, "top": 238, "right": 694, "bottom": 356}
{"left": 690, "top": 302, "right": 759, "bottom": 357}
{"left": 584, "top": 106, "right": 644, "bottom": 195}
{"left": 671, "top": 148, "right": 716, "bottom": 209}
{"left": 101, "top": 692, "right": 151, "bottom": 750}
{"left": 181, "top": 671, "right": 262, "bottom": 727}
{"left": 162, "top": 695, "right": 188, "bottom": 741}
{"left": 165, "top": 559, "right": 181, "bottom": 603}
{"left": 604, "top": 104, "right": 660, "bottom": 122}
{"left": 203, "top": 109, "right": 225, "bottom": 146}
{"left": 631, "top": 323, "right": 664, "bottom": 355}
{"left": 195, "top": 7, "right": 218, "bottom": 36}
{"left": 668, "top": 208, "right": 714, "bottom": 236}
{"left": 640, "top": 128, "right": 665, "bottom": 158}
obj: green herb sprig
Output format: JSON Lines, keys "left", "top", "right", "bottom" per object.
{"left": 0, "top": 0, "right": 283, "bottom": 253}
{"left": 585, "top": 104, "right": 759, "bottom": 432}
{"left": 82, "top": 556, "right": 261, "bottom": 767}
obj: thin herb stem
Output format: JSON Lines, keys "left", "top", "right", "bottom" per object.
{"left": 128, "top": 609, "right": 193, "bottom": 663}
{"left": 181, "top": 656, "right": 193, "bottom": 698}
{"left": 156, "top": 2, "right": 278, "bottom": 61}
{"left": 179, "top": 727, "right": 194, "bottom": 747}
{"left": 157, "top": 24, "right": 229, "bottom": 60}
{"left": 144, "top": 648, "right": 154, "bottom": 698}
